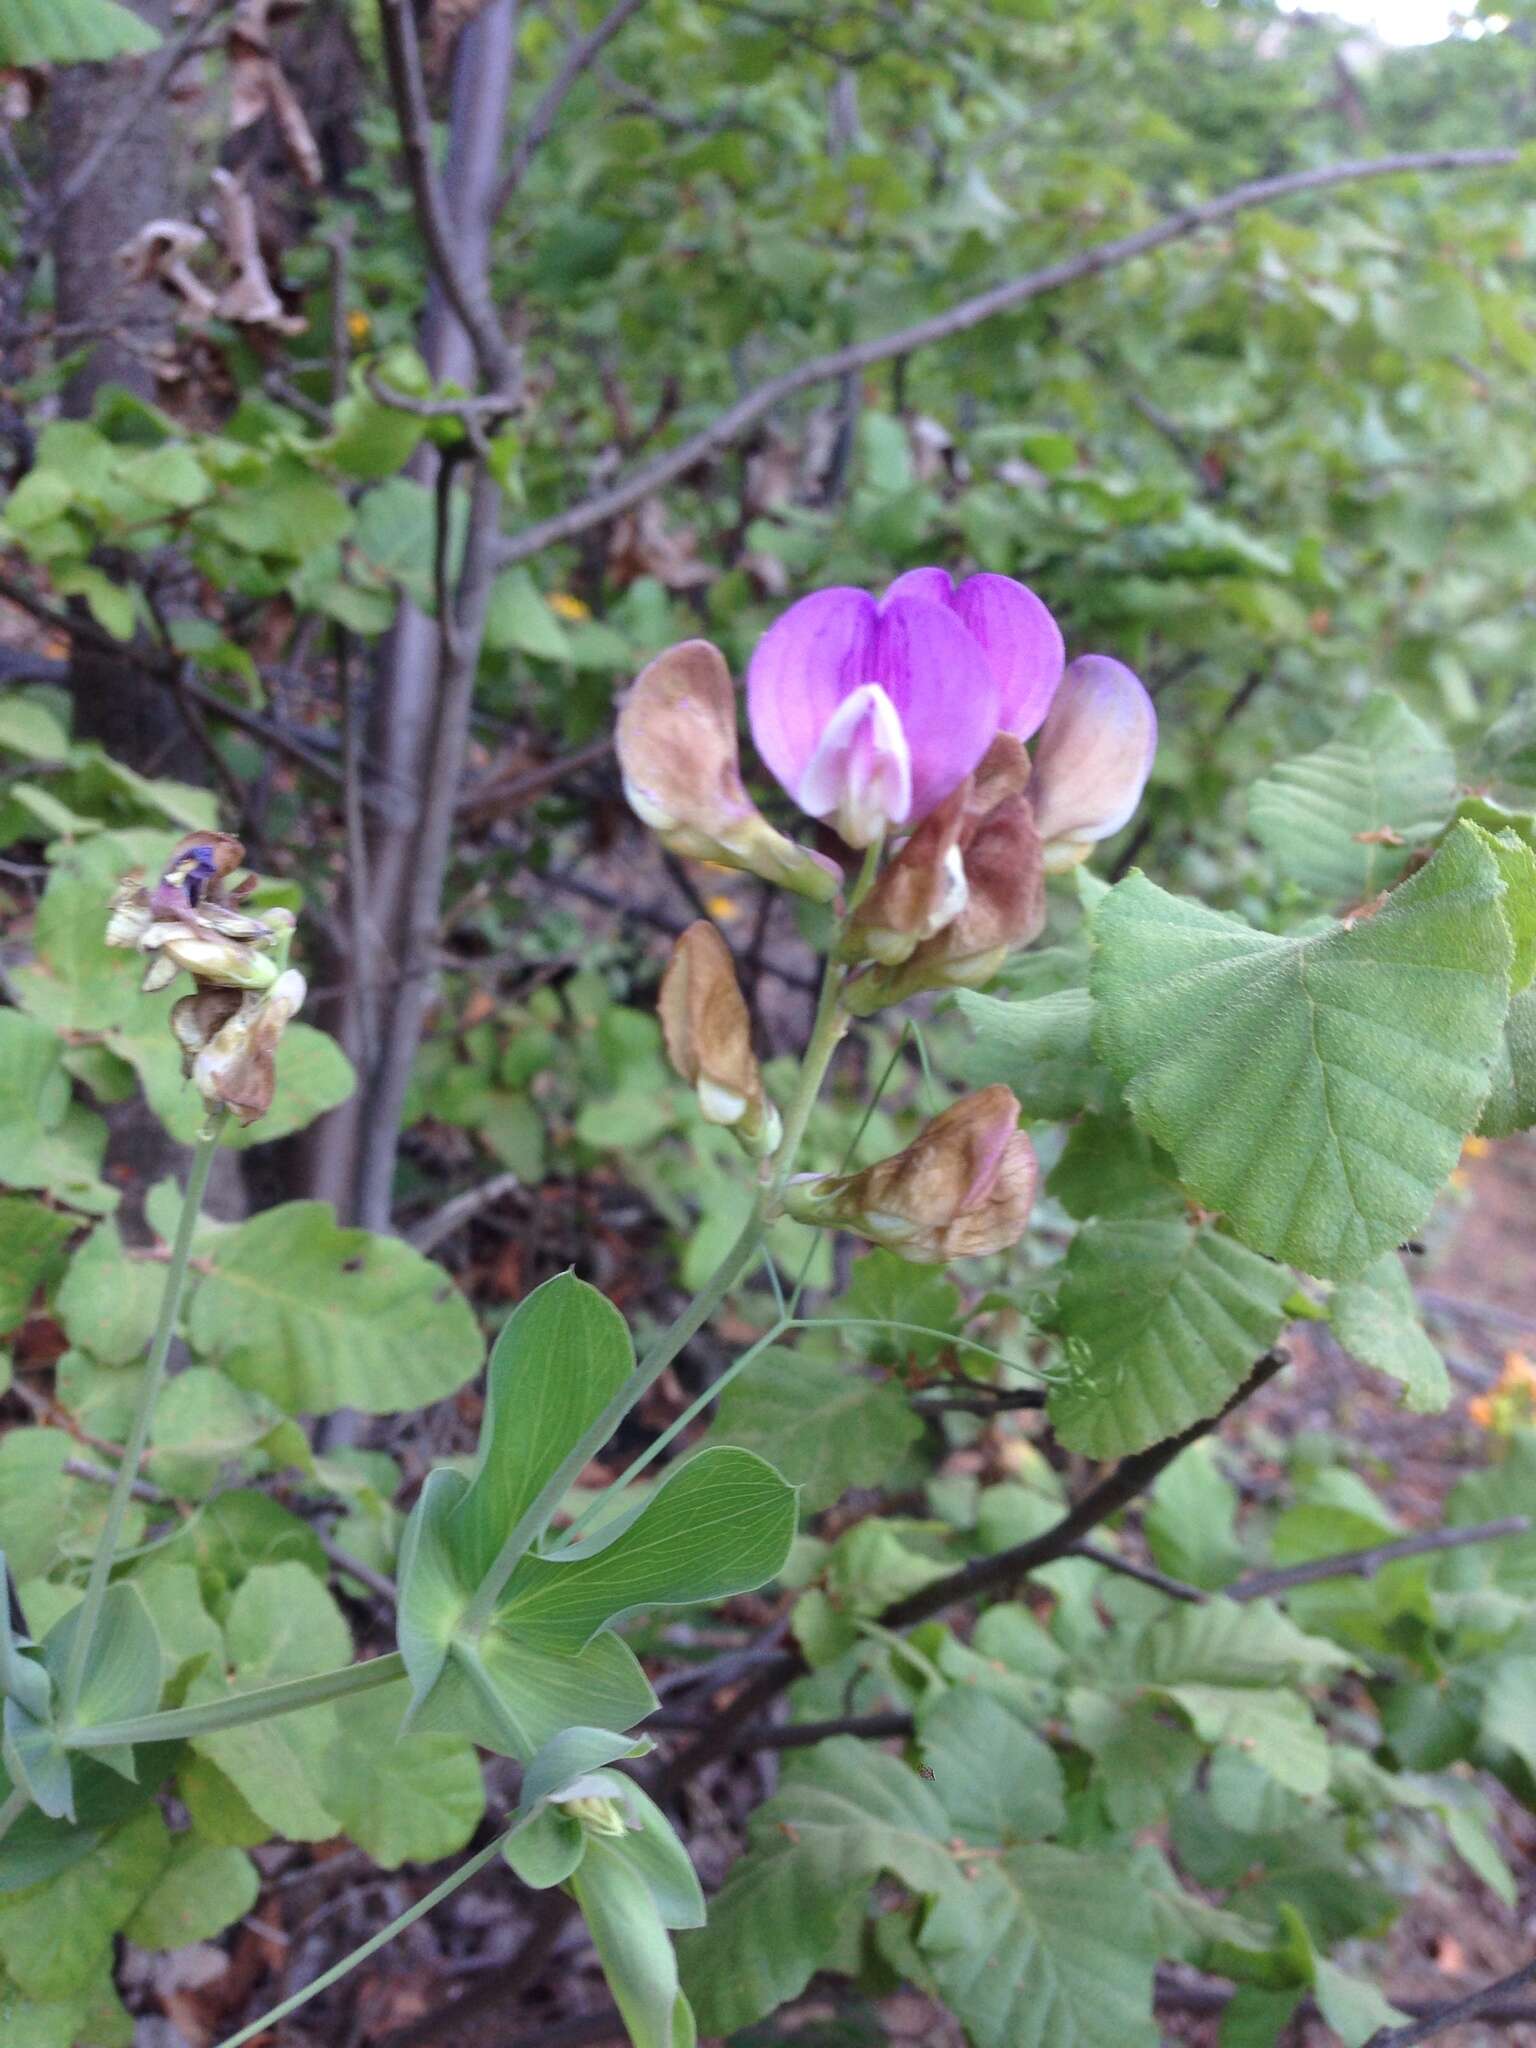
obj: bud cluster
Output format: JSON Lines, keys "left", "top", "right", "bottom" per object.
{"left": 106, "top": 831, "right": 305, "bottom": 1127}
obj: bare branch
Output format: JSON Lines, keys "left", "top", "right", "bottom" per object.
{"left": 491, "top": 0, "right": 652, "bottom": 213}
{"left": 376, "top": 0, "right": 515, "bottom": 389}
{"left": 1230, "top": 1516, "right": 1531, "bottom": 1602}
{"left": 1067, "top": 1541, "right": 1206, "bottom": 1602}
{"left": 492, "top": 147, "right": 1514, "bottom": 569}
{"left": 408, "top": 1169, "right": 523, "bottom": 1255}
{"left": 1364, "top": 1958, "right": 1536, "bottom": 2047}
{"left": 364, "top": 365, "right": 519, "bottom": 420}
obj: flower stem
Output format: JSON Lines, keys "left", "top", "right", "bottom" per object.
{"left": 59, "top": 1109, "right": 229, "bottom": 1731}
{"left": 214, "top": 1821, "right": 521, "bottom": 2048}
{"left": 63, "top": 1651, "right": 405, "bottom": 1751}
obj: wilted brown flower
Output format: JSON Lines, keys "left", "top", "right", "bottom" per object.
{"left": 783, "top": 1084, "right": 1037, "bottom": 1264}
{"left": 616, "top": 641, "right": 840, "bottom": 903}
{"left": 839, "top": 780, "right": 970, "bottom": 968}
{"left": 658, "top": 922, "right": 781, "bottom": 1157}
{"left": 174, "top": 968, "right": 306, "bottom": 1126}
{"left": 108, "top": 834, "right": 303, "bottom": 1126}
{"left": 845, "top": 737, "right": 1045, "bottom": 1012}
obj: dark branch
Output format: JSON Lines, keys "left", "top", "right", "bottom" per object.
{"left": 1229, "top": 1516, "right": 1531, "bottom": 1602}
{"left": 1364, "top": 1959, "right": 1536, "bottom": 2047}
{"left": 493, "top": 148, "right": 1514, "bottom": 569}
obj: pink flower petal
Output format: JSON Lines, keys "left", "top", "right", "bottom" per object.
{"left": 1030, "top": 655, "right": 1157, "bottom": 853}
{"left": 949, "top": 574, "right": 1065, "bottom": 740}
{"left": 747, "top": 586, "right": 878, "bottom": 804}
{"left": 866, "top": 596, "right": 1000, "bottom": 824}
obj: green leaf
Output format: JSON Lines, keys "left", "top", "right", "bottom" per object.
{"left": 10, "top": 830, "right": 170, "bottom": 1035}
{"left": 570, "top": 1845, "right": 690, "bottom": 2048}
{"left": 1049, "top": 1217, "right": 1291, "bottom": 1457}
{"left": 1312, "top": 1960, "right": 1407, "bottom": 2048}
{"left": 1092, "top": 825, "right": 1512, "bottom": 1278}
{"left": 123, "top": 1836, "right": 258, "bottom": 1948}
{"left": 42, "top": 1584, "right": 161, "bottom": 1750}
{"left": 0, "top": 0, "right": 160, "bottom": 64}
{"left": 55, "top": 1221, "right": 160, "bottom": 1367}
{"left": 711, "top": 1348, "right": 921, "bottom": 1512}
{"left": 1046, "top": 1112, "right": 1182, "bottom": 1222}
{"left": 1161, "top": 1684, "right": 1328, "bottom": 1796}
{"left": 187, "top": 1564, "right": 349, "bottom": 1841}
{"left": 148, "top": 1368, "right": 276, "bottom": 1495}
{"left": 483, "top": 569, "right": 575, "bottom": 659}
{"left": 448, "top": 1272, "right": 634, "bottom": 1587}
{"left": 1128, "top": 1598, "right": 1352, "bottom": 1691}
{"left": 498, "top": 1447, "right": 797, "bottom": 1652}
{"left": 325, "top": 1680, "right": 485, "bottom": 1868}
{"left": 919, "top": 1845, "right": 1159, "bottom": 2048}
{"left": 1479, "top": 986, "right": 1536, "bottom": 1137}
{"left": 0, "top": 1013, "right": 71, "bottom": 1157}
{"left": 504, "top": 1805, "right": 586, "bottom": 1889}
{"left": 0, "top": 1429, "right": 143, "bottom": 1580}
{"left": 188, "top": 1202, "right": 482, "bottom": 1414}
{"left": 679, "top": 1739, "right": 956, "bottom": 2038}
{"left": 1480, "top": 828, "right": 1536, "bottom": 993}
{"left": 953, "top": 987, "right": 1116, "bottom": 1119}
{"left": 0, "top": 698, "right": 71, "bottom": 760}
{"left": 412, "top": 1626, "right": 657, "bottom": 1762}
{"left": 0, "top": 1806, "right": 168, "bottom": 2001}
{"left": 0, "top": 1200, "right": 75, "bottom": 1336}
{"left": 1330, "top": 1252, "right": 1449, "bottom": 1412}
{"left": 918, "top": 1689, "right": 1065, "bottom": 1844}
{"left": 1144, "top": 1444, "right": 1245, "bottom": 1590}
{"left": 1248, "top": 692, "right": 1457, "bottom": 904}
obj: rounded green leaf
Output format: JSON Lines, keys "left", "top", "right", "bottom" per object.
{"left": 1092, "top": 826, "right": 1512, "bottom": 1280}
{"left": 187, "top": 1202, "right": 482, "bottom": 1414}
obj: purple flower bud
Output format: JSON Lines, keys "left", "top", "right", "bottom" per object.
{"left": 1029, "top": 655, "right": 1157, "bottom": 868}
{"left": 746, "top": 585, "right": 1002, "bottom": 841}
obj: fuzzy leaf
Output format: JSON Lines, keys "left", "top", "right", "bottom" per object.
{"left": 1092, "top": 826, "right": 1511, "bottom": 1279}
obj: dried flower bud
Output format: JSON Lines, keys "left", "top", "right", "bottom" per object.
{"left": 839, "top": 780, "right": 970, "bottom": 967}
{"left": 658, "top": 922, "right": 782, "bottom": 1158}
{"left": 616, "top": 641, "right": 840, "bottom": 903}
{"left": 176, "top": 966, "right": 307, "bottom": 1126}
{"left": 845, "top": 738, "right": 1045, "bottom": 1012}
{"left": 783, "top": 1084, "right": 1037, "bottom": 1264}
{"left": 109, "top": 836, "right": 301, "bottom": 1124}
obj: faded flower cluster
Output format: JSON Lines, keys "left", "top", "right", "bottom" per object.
{"left": 106, "top": 831, "right": 305, "bottom": 1126}
{"left": 616, "top": 569, "right": 1156, "bottom": 1265}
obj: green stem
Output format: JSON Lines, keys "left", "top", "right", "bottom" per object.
{"left": 460, "top": 1205, "right": 767, "bottom": 1634}
{"left": 0, "top": 1782, "right": 30, "bottom": 1846}
{"left": 64, "top": 1652, "right": 405, "bottom": 1750}
{"left": 60, "top": 1110, "right": 228, "bottom": 1730}
{"left": 548, "top": 1316, "right": 792, "bottom": 1555}
{"left": 215, "top": 1822, "right": 520, "bottom": 2048}
{"left": 799, "top": 1316, "right": 1053, "bottom": 1378}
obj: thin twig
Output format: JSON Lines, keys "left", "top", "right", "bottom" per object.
{"left": 1228, "top": 1516, "right": 1531, "bottom": 1602}
{"left": 491, "top": 0, "right": 653, "bottom": 212}
{"left": 364, "top": 366, "right": 519, "bottom": 420}
{"left": 1363, "top": 1958, "right": 1536, "bottom": 2047}
{"left": 455, "top": 734, "right": 617, "bottom": 818}
{"left": 408, "top": 1170, "right": 523, "bottom": 1254}
{"left": 492, "top": 148, "right": 1514, "bottom": 570}
{"left": 1067, "top": 1541, "right": 1206, "bottom": 1602}
{"left": 319, "top": 1534, "right": 399, "bottom": 1608}
{"left": 64, "top": 1457, "right": 167, "bottom": 1506}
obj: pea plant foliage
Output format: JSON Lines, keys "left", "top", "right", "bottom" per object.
{"left": 2, "top": 534, "right": 1535, "bottom": 2048}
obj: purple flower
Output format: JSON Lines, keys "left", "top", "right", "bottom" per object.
{"left": 1030, "top": 656, "right": 1158, "bottom": 868}
{"left": 745, "top": 571, "right": 1067, "bottom": 848}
